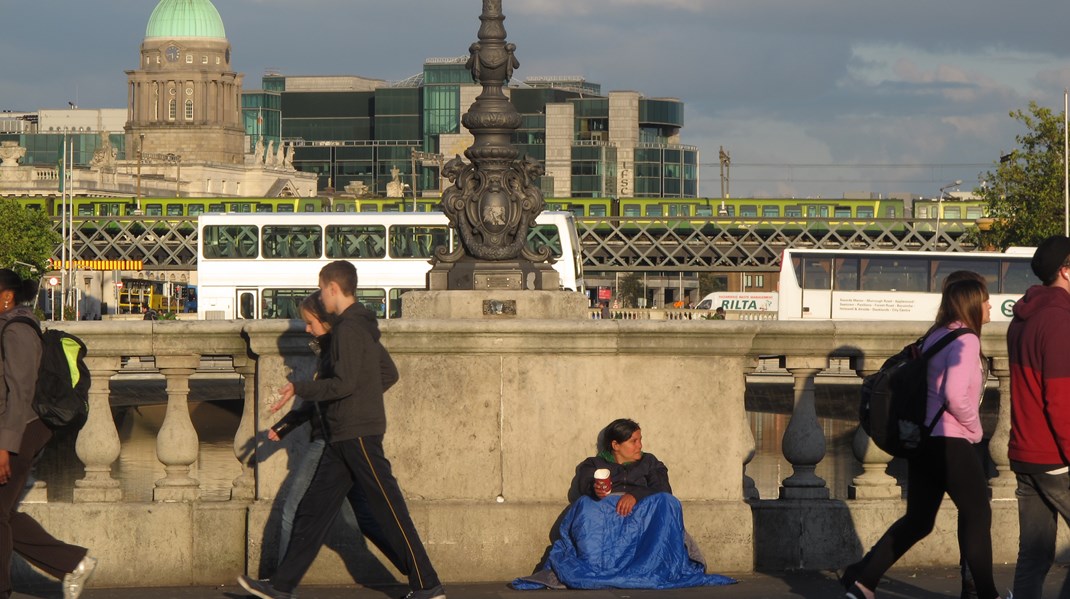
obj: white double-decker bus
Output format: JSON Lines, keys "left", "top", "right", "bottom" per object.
{"left": 778, "top": 247, "right": 1035, "bottom": 321}
{"left": 197, "top": 211, "right": 585, "bottom": 320}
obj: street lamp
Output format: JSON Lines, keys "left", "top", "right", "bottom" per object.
{"left": 935, "top": 179, "right": 963, "bottom": 244}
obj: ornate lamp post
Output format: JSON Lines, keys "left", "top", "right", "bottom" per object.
{"left": 429, "top": 0, "right": 558, "bottom": 291}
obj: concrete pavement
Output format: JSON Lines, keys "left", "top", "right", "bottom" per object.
{"left": 12, "top": 564, "right": 1066, "bottom": 598}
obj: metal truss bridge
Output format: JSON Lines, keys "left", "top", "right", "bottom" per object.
{"left": 51, "top": 216, "right": 978, "bottom": 274}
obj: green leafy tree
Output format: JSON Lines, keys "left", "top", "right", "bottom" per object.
{"left": 698, "top": 273, "right": 728, "bottom": 297}
{"left": 0, "top": 199, "right": 60, "bottom": 279}
{"left": 976, "top": 101, "right": 1067, "bottom": 248}
{"left": 618, "top": 273, "right": 644, "bottom": 308}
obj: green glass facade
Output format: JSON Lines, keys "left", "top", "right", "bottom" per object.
{"left": 241, "top": 91, "right": 281, "bottom": 152}
{"left": 0, "top": 133, "right": 126, "bottom": 170}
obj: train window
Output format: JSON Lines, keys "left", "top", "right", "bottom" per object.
{"left": 944, "top": 206, "right": 962, "bottom": 219}
{"left": 785, "top": 205, "right": 802, "bottom": 217}
{"left": 389, "top": 226, "right": 449, "bottom": 259}
{"left": 76, "top": 204, "right": 94, "bottom": 217}
{"left": 668, "top": 204, "right": 689, "bottom": 217}
{"left": 261, "top": 288, "right": 316, "bottom": 319}
{"left": 546, "top": 202, "right": 566, "bottom": 211}
{"left": 589, "top": 203, "right": 607, "bottom": 217}
{"left": 917, "top": 206, "right": 929, "bottom": 218}
{"left": 325, "top": 225, "right": 386, "bottom": 259}
{"left": 166, "top": 204, "right": 183, "bottom": 216}
{"left": 334, "top": 205, "right": 348, "bottom": 212}
{"left": 360, "top": 204, "right": 379, "bottom": 212}
{"left": 384, "top": 204, "right": 401, "bottom": 213}
{"left": 231, "top": 203, "right": 252, "bottom": 213}
{"left": 145, "top": 204, "right": 163, "bottom": 216}
{"left": 101, "top": 203, "right": 123, "bottom": 216}
{"left": 209, "top": 203, "right": 224, "bottom": 212}
{"left": 262, "top": 225, "right": 323, "bottom": 259}
{"left": 527, "top": 225, "right": 563, "bottom": 258}
{"left": 356, "top": 288, "right": 387, "bottom": 319}
{"left": 202, "top": 225, "right": 258, "bottom": 259}
{"left": 623, "top": 204, "right": 641, "bottom": 217}
{"left": 887, "top": 207, "right": 897, "bottom": 218}
{"left": 645, "top": 205, "right": 663, "bottom": 217}
{"left": 834, "top": 206, "right": 852, "bottom": 217}
{"left": 857, "top": 207, "right": 874, "bottom": 218}
{"left": 806, "top": 205, "right": 829, "bottom": 217}
{"left": 718, "top": 205, "right": 735, "bottom": 217}
{"left": 300, "top": 202, "right": 317, "bottom": 213}
{"left": 256, "top": 203, "right": 274, "bottom": 213}
{"left": 762, "top": 205, "right": 779, "bottom": 217}
{"left": 696, "top": 205, "right": 712, "bottom": 217}
{"left": 277, "top": 204, "right": 295, "bottom": 213}
{"left": 188, "top": 204, "right": 205, "bottom": 216}
{"left": 571, "top": 207, "right": 585, "bottom": 217}
{"left": 966, "top": 207, "right": 983, "bottom": 220}
{"left": 740, "top": 205, "right": 757, "bottom": 217}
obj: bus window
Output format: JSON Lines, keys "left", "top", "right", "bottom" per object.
{"left": 793, "top": 256, "right": 832, "bottom": 290}
{"left": 188, "top": 204, "right": 205, "bottom": 215}
{"left": 389, "top": 226, "right": 449, "bottom": 258}
{"left": 202, "top": 225, "right": 259, "bottom": 259}
{"left": 166, "top": 204, "right": 183, "bottom": 216}
{"left": 388, "top": 288, "right": 418, "bottom": 318}
{"left": 527, "top": 225, "right": 563, "bottom": 258}
{"left": 356, "top": 289, "right": 387, "bottom": 318}
{"left": 931, "top": 260, "right": 999, "bottom": 290}
{"left": 622, "top": 204, "right": 641, "bottom": 217}
{"left": 262, "top": 225, "right": 323, "bottom": 259}
{"left": 740, "top": 205, "right": 757, "bottom": 217}
{"left": 262, "top": 288, "right": 316, "bottom": 319}
{"left": 238, "top": 290, "right": 257, "bottom": 319}
{"left": 785, "top": 205, "right": 802, "bottom": 217}
{"left": 145, "top": 204, "right": 163, "bottom": 216}
{"left": 833, "top": 257, "right": 860, "bottom": 290}
{"left": 762, "top": 205, "right": 779, "bottom": 217}
{"left": 833, "top": 206, "right": 852, "bottom": 217}
{"left": 645, "top": 205, "right": 663, "bottom": 217}
{"left": 209, "top": 203, "right": 224, "bottom": 212}
{"left": 1002, "top": 260, "right": 1034, "bottom": 294}
{"left": 325, "top": 225, "right": 386, "bottom": 258}
{"left": 859, "top": 258, "right": 928, "bottom": 292}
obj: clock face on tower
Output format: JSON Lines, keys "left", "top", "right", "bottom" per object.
{"left": 165, "top": 45, "right": 180, "bottom": 62}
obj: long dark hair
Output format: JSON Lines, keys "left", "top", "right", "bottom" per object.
{"left": 934, "top": 278, "right": 988, "bottom": 334}
{"left": 300, "top": 290, "right": 332, "bottom": 329}
{"left": 599, "top": 418, "right": 640, "bottom": 453}
{"left": 0, "top": 269, "right": 38, "bottom": 305}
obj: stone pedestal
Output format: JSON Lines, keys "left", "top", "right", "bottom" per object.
{"left": 427, "top": 258, "right": 560, "bottom": 291}
{"left": 402, "top": 290, "right": 588, "bottom": 320}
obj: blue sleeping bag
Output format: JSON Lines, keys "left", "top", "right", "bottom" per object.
{"left": 512, "top": 493, "right": 736, "bottom": 590}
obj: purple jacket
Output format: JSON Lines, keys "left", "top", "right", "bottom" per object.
{"left": 923, "top": 323, "right": 984, "bottom": 443}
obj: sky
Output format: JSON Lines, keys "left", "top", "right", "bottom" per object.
{"left": 2, "top": 0, "right": 1069, "bottom": 200}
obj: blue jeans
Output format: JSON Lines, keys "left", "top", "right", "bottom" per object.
{"left": 1014, "top": 470, "right": 1070, "bottom": 599}
{"left": 277, "top": 438, "right": 357, "bottom": 565}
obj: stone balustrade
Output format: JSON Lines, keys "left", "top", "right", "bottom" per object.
{"left": 19, "top": 318, "right": 1049, "bottom": 587}
{"left": 587, "top": 307, "right": 777, "bottom": 320}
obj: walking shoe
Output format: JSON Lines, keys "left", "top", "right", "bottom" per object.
{"left": 403, "top": 584, "right": 447, "bottom": 599}
{"left": 62, "top": 556, "right": 97, "bottom": 599}
{"left": 237, "top": 574, "right": 297, "bottom": 599}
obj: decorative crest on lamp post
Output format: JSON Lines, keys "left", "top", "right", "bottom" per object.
{"left": 434, "top": 0, "right": 551, "bottom": 271}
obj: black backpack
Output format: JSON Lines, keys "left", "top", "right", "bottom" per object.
{"left": 1, "top": 317, "right": 91, "bottom": 431}
{"left": 859, "top": 328, "right": 973, "bottom": 458}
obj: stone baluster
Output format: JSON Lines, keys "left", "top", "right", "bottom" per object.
{"left": 231, "top": 356, "right": 256, "bottom": 500}
{"left": 74, "top": 356, "right": 123, "bottom": 503}
{"left": 988, "top": 356, "right": 1016, "bottom": 499}
{"left": 779, "top": 357, "right": 829, "bottom": 499}
{"left": 741, "top": 363, "right": 759, "bottom": 500}
{"left": 848, "top": 361, "right": 899, "bottom": 499}
{"left": 154, "top": 356, "right": 201, "bottom": 501}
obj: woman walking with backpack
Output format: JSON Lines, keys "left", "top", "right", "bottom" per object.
{"left": 840, "top": 277, "right": 1003, "bottom": 599}
{"left": 0, "top": 270, "right": 96, "bottom": 599}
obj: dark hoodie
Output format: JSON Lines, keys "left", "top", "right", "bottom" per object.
{"left": 1007, "top": 284, "right": 1070, "bottom": 469}
{"left": 292, "top": 303, "right": 398, "bottom": 441}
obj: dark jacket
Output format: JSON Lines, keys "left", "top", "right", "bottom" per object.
{"left": 570, "top": 452, "right": 671, "bottom": 503}
{"left": 292, "top": 303, "right": 399, "bottom": 441}
{"left": 0, "top": 306, "right": 41, "bottom": 452}
{"left": 1007, "top": 284, "right": 1070, "bottom": 469}
{"left": 272, "top": 333, "right": 331, "bottom": 441}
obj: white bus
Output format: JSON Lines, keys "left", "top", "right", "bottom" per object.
{"left": 695, "top": 291, "right": 779, "bottom": 312}
{"left": 197, "top": 211, "right": 585, "bottom": 320}
{"left": 778, "top": 248, "right": 1035, "bottom": 321}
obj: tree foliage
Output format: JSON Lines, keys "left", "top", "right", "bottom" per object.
{"left": 977, "top": 101, "right": 1067, "bottom": 248}
{"left": 618, "top": 273, "right": 644, "bottom": 308}
{"left": 0, "top": 199, "right": 60, "bottom": 280}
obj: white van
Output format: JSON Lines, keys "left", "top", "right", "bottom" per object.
{"left": 695, "top": 291, "right": 779, "bottom": 312}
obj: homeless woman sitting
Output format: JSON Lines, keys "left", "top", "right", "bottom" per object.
{"left": 512, "top": 419, "right": 735, "bottom": 590}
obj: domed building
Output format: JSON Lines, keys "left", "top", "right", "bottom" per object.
{"left": 126, "top": 0, "right": 244, "bottom": 165}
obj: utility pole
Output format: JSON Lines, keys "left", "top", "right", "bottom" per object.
{"left": 718, "top": 146, "right": 731, "bottom": 216}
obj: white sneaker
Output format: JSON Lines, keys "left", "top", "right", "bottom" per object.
{"left": 62, "top": 556, "right": 97, "bottom": 599}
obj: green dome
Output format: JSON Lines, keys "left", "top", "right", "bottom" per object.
{"left": 145, "top": 0, "right": 226, "bottom": 40}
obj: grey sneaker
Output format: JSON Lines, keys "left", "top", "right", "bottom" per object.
{"left": 403, "top": 584, "right": 446, "bottom": 599}
{"left": 237, "top": 575, "right": 297, "bottom": 599}
{"left": 62, "top": 556, "right": 97, "bottom": 599}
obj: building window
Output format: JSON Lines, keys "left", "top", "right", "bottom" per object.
{"left": 202, "top": 55, "right": 208, "bottom": 64}
{"left": 185, "top": 54, "right": 193, "bottom": 64}
{"left": 168, "top": 99, "right": 176, "bottom": 120}
{"left": 145, "top": 57, "right": 150, "bottom": 65}
{"left": 155, "top": 56, "right": 160, "bottom": 64}
{"left": 216, "top": 56, "right": 221, "bottom": 65}
{"left": 185, "top": 99, "right": 194, "bottom": 120}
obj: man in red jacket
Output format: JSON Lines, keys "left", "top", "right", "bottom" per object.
{"left": 1007, "top": 235, "right": 1070, "bottom": 598}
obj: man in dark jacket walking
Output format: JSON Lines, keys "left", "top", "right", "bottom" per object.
{"left": 1007, "top": 235, "right": 1070, "bottom": 598}
{"left": 238, "top": 261, "right": 445, "bottom": 599}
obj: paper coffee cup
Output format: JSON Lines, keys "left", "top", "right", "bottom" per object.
{"left": 594, "top": 468, "right": 610, "bottom": 480}
{"left": 593, "top": 468, "right": 612, "bottom": 495}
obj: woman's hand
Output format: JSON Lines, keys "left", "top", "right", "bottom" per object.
{"left": 616, "top": 493, "right": 637, "bottom": 516}
{"left": 267, "top": 428, "right": 280, "bottom": 442}
{"left": 272, "top": 384, "right": 295, "bottom": 413}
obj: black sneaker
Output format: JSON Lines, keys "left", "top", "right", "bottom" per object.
{"left": 403, "top": 584, "right": 447, "bottom": 599}
{"left": 237, "top": 575, "right": 296, "bottom": 599}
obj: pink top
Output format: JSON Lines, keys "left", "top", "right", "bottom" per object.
{"left": 922, "top": 322, "right": 984, "bottom": 443}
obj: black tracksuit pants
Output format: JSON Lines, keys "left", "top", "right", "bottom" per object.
{"left": 271, "top": 435, "right": 440, "bottom": 593}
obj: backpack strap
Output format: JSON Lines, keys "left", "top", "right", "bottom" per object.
{"left": 0, "top": 316, "right": 42, "bottom": 362}
{"left": 919, "top": 327, "right": 978, "bottom": 431}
